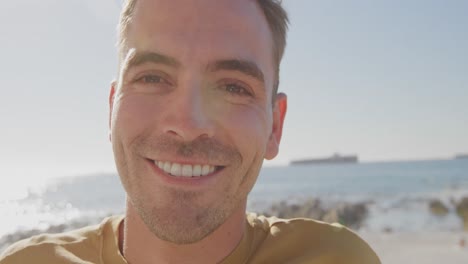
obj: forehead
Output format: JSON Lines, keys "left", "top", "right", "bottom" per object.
{"left": 129, "top": 0, "right": 269, "bottom": 38}
{"left": 124, "top": 0, "right": 274, "bottom": 83}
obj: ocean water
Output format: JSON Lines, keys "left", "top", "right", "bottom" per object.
{"left": 1, "top": 159, "right": 467, "bottom": 239}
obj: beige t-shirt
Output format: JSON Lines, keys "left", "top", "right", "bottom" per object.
{"left": 0, "top": 214, "right": 380, "bottom": 264}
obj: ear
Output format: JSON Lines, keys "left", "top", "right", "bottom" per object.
{"left": 265, "top": 92, "right": 287, "bottom": 160}
{"left": 108, "top": 80, "right": 117, "bottom": 142}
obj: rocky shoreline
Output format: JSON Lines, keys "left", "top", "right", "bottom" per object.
{"left": 2, "top": 196, "right": 468, "bottom": 253}
{"left": 262, "top": 198, "right": 370, "bottom": 230}
{"left": 430, "top": 196, "right": 468, "bottom": 231}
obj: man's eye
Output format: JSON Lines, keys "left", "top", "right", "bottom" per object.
{"left": 140, "top": 75, "right": 163, "bottom": 83}
{"left": 224, "top": 83, "right": 252, "bottom": 96}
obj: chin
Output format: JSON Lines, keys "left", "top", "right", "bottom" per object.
{"left": 132, "top": 194, "right": 233, "bottom": 244}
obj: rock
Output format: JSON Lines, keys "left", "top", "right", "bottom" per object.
{"left": 322, "top": 209, "right": 339, "bottom": 223}
{"left": 429, "top": 199, "right": 449, "bottom": 216}
{"left": 456, "top": 197, "right": 468, "bottom": 231}
{"left": 296, "top": 199, "right": 325, "bottom": 220}
{"left": 322, "top": 202, "right": 368, "bottom": 230}
{"left": 264, "top": 199, "right": 369, "bottom": 230}
{"left": 264, "top": 199, "right": 325, "bottom": 219}
{"left": 456, "top": 197, "right": 468, "bottom": 216}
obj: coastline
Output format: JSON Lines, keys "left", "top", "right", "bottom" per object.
{"left": 3, "top": 197, "right": 468, "bottom": 264}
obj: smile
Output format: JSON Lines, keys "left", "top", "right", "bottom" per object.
{"left": 154, "top": 160, "right": 222, "bottom": 178}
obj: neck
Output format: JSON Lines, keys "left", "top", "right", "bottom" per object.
{"left": 119, "top": 200, "right": 246, "bottom": 264}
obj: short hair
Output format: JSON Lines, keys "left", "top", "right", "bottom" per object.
{"left": 117, "top": 0, "right": 289, "bottom": 94}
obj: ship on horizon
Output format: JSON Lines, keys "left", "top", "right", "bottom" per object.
{"left": 290, "top": 153, "right": 359, "bottom": 166}
{"left": 455, "top": 153, "right": 468, "bottom": 159}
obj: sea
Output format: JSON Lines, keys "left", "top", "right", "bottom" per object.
{"left": 1, "top": 159, "right": 467, "bottom": 242}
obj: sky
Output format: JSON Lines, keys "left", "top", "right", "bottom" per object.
{"left": 0, "top": 0, "right": 467, "bottom": 188}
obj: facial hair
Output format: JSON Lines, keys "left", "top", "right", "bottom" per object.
{"left": 121, "top": 134, "right": 244, "bottom": 244}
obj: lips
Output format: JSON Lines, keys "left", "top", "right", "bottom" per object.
{"left": 154, "top": 160, "right": 221, "bottom": 177}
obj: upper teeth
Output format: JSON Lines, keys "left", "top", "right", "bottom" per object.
{"left": 155, "top": 161, "right": 216, "bottom": 177}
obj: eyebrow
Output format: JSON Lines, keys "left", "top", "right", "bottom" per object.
{"left": 207, "top": 59, "right": 265, "bottom": 83}
{"left": 124, "top": 51, "right": 264, "bottom": 83}
{"left": 125, "top": 51, "right": 181, "bottom": 71}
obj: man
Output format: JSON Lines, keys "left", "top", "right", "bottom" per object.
{"left": 1, "top": 0, "right": 380, "bottom": 263}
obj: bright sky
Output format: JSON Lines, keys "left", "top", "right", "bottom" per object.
{"left": 1, "top": 0, "right": 467, "bottom": 188}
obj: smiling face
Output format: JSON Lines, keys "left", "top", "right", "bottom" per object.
{"left": 110, "top": 0, "right": 287, "bottom": 244}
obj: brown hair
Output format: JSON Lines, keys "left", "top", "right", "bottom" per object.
{"left": 117, "top": 0, "right": 289, "bottom": 94}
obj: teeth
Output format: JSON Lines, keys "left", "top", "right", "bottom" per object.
{"left": 182, "top": 165, "right": 192, "bottom": 177}
{"left": 155, "top": 161, "right": 217, "bottom": 177}
{"left": 171, "top": 163, "right": 181, "bottom": 175}
{"left": 193, "top": 165, "right": 201, "bottom": 176}
{"left": 202, "top": 165, "right": 210, "bottom": 175}
{"left": 163, "top": 162, "right": 171, "bottom": 173}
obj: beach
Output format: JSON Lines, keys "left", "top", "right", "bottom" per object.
{"left": 361, "top": 231, "right": 468, "bottom": 264}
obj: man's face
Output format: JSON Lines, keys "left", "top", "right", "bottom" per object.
{"left": 110, "top": 0, "right": 286, "bottom": 244}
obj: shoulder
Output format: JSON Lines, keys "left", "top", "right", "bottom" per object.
{"left": 246, "top": 213, "right": 381, "bottom": 264}
{"left": 0, "top": 216, "right": 122, "bottom": 264}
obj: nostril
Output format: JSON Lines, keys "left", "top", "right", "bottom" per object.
{"left": 164, "top": 121, "right": 215, "bottom": 140}
{"left": 166, "top": 130, "right": 179, "bottom": 136}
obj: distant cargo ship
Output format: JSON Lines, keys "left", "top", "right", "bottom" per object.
{"left": 455, "top": 154, "right": 468, "bottom": 159}
{"left": 291, "top": 153, "right": 358, "bottom": 165}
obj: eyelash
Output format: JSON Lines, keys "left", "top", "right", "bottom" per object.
{"left": 222, "top": 82, "right": 253, "bottom": 97}
{"left": 136, "top": 74, "right": 167, "bottom": 84}
{"left": 133, "top": 73, "right": 253, "bottom": 97}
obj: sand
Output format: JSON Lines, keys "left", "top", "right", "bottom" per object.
{"left": 360, "top": 231, "right": 468, "bottom": 264}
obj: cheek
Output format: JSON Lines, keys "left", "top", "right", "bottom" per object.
{"left": 112, "top": 95, "right": 161, "bottom": 142}
{"left": 216, "top": 105, "right": 272, "bottom": 161}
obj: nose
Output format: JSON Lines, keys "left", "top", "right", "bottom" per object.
{"left": 162, "top": 85, "right": 215, "bottom": 142}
